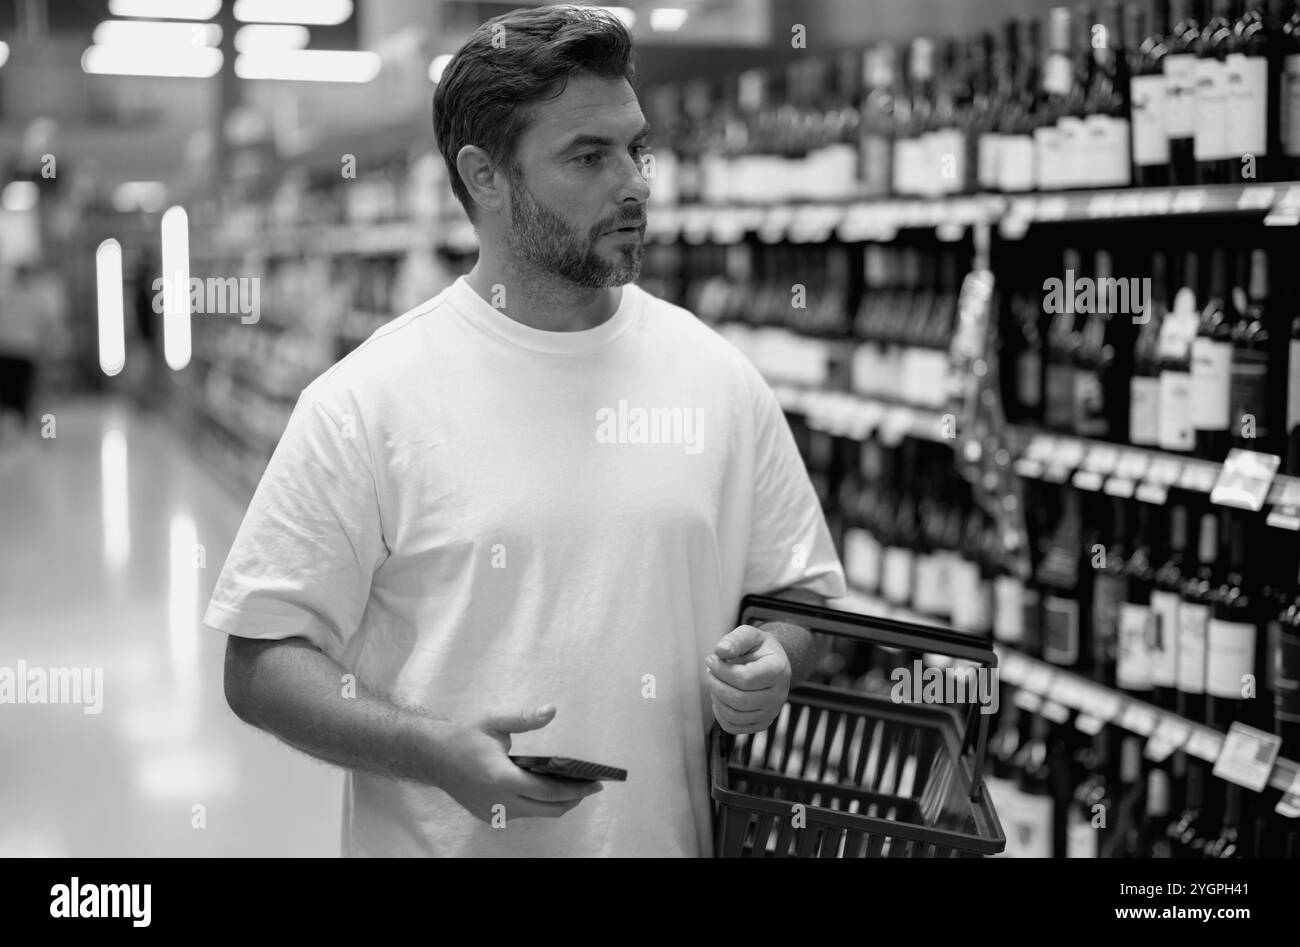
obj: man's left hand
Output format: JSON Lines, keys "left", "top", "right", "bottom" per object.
{"left": 705, "top": 624, "right": 791, "bottom": 735}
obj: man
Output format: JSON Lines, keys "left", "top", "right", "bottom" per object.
{"left": 209, "top": 4, "right": 845, "bottom": 857}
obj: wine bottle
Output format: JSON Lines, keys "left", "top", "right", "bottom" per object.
{"left": 1143, "top": 765, "right": 1177, "bottom": 856}
{"left": 1229, "top": 249, "right": 1271, "bottom": 453}
{"left": 1192, "top": 248, "right": 1236, "bottom": 461}
{"left": 1086, "top": 0, "right": 1134, "bottom": 188}
{"left": 1225, "top": 0, "right": 1282, "bottom": 183}
{"left": 1282, "top": 0, "right": 1300, "bottom": 177}
{"left": 1286, "top": 281, "right": 1300, "bottom": 474}
{"left": 1132, "top": 0, "right": 1174, "bottom": 185}
{"left": 1151, "top": 503, "right": 1188, "bottom": 710}
{"left": 1039, "top": 486, "right": 1094, "bottom": 674}
{"left": 1166, "top": 0, "right": 1204, "bottom": 183}
{"left": 1119, "top": 499, "right": 1159, "bottom": 698}
{"left": 1178, "top": 509, "right": 1220, "bottom": 726}
{"left": 859, "top": 44, "right": 896, "bottom": 197}
{"left": 999, "top": 17, "right": 1041, "bottom": 192}
{"left": 978, "top": 29, "right": 1008, "bottom": 191}
{"left": 1046, "top": 248, "right": 1085, "bottom": 432}
{"left": 1091, "top": 497, "right": 1129, "bottom": 689}
{"left": 1067, "top": 726, "right": 1115, "bottom": 857}
{"left": 1195, "top": 0, "right": 1235, "bottom": 183}
{"left": 1157, "top": 252, "right": 1198, "bottom": 454}
{"left": 1101, "top": 734, "right": 1148, "bottom": 857}
{"left": 1209, "top": 511, "right": 1268, "bottom": 730}
{"left": 1131, "top": 251, "right": 1166, "bottom": 448}
{"left": 1038, "top": 8, "right": 1076, "bottom": 191}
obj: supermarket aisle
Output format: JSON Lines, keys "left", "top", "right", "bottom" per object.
{"left": 0, "top": 399, "right": 342, "bottom": 857}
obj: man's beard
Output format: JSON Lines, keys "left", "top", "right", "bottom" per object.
{"left": 504, "top": 169, "right": 642, "bottom": 288}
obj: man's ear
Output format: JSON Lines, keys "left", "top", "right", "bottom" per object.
{"left": 456, "top": 144, "right": 507, "bottom": 216}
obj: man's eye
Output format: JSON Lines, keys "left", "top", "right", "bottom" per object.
{"left": 576, "top": 152, "right": 603, "bottom": 166}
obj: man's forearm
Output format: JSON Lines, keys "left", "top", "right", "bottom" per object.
{"left": 225, "top": 636, "right": 446, "bottom": 786}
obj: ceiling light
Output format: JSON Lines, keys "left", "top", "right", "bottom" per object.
{"left": 428, "top": 54, "right": 452, "bottom": 84}
{"left": 233, "top": 0, "right": 352, "bottom": 26}
{"left": 650, "top": 8, "right": 689, "bottom": 32}
{"left": 1, "top": 181, "right": 39, "bottom": 212}
{"left": 82, "top": 45, "right": 223, "bottom": 78}
{"left": 93, "top": 20, "right": 222, "bottom": 48}
{"left": 235, "top": 49, "right": 380, "bottom": 83}
{"left": 235, "top": 24, "right": 309, "bottom": 52}
{"left": 108, "top": 0, "right": 222, "bottom": 20}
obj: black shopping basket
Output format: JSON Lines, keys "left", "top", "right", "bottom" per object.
{"left": 710, "top": 595, "right": 1006, "bottom": 858}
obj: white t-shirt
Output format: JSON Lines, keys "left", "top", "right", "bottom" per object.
{"left": 203, "top": 275, "right": 846, "bottom": 857}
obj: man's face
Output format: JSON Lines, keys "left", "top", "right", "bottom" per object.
{"left": 500, "top": 73, "right": 651, "bottom": 288}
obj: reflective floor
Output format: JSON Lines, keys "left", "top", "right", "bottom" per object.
{"left": 0, "top": 399, "right": 342, "bottom": 857}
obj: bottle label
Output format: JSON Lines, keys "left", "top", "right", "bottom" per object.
{"left": 1132, "top": 74, "right": 1171, "bottom": 165}
{"left": 1288, "top": 340, "right": 1300, "bottom": 433}
{"left": 1194, "top": 58, "right": 1231, "bottom": 161}
{"left": 912, "top": 552, "right": 939, "bottom": 614}
{"left": 1018, "top": 348, "right": 1043, "bottom": 410}
{"left": 1074, "top": 368, "right": 1108, "bottom": 438}
{"left": 1043, "top": 595, "right": 1081, "bottom": 666}
{"left": 882, "top": 546, "right": 914, "bottom": 606}
{"left": 950, "top": 559, "right": 983, "bottom": 632}
{"left": 1067, "top": 813, "right": 1100, "bottom": 858}
{"left": 978, "top": 133, "right": 1002, "bottom": 190}
{"left": 1177, "top": 602, "right": 1210, "bottom": 694}
{"left": 1057, "top": 115, "right": 1087, "bottom": 191}
{"left": 843, "top": 528, "right": 882, "bottom": 593}
{"left": 1046, "top": 363, "right": 1077, "bottom": 430}
{"left": 994, "top": 575, "right": 1027, "bottom": 645}
{"left": 1225, "top": 53, "right": 1269, "bottom": 159}
{"left": 1130, "top": 375, "right": 1162, "bottom": 446}
{"left": 1165, "top": 54, "right": 1199, "bottom": 139}
{"left": 1083, "top": 114, "right": 1111, "bottom": 190}
{"left": 1206, "top": 619, "right": 1257, "bottom": 698}
{"left": 1092, "top": 573, "right": 1127, "bottom": 672}
{"left": 1108, "top": 117, "right": 1133, "bottom": 188}
{"left": 1284, "top": 54, "right": 1300, "bottom": 156}
{"left": 1118, "top": 602, "right": 1156, "bottom": 692}
{"left": 1149, "top": 590, "right": 1181, "bottom": 688}
{"left": 1191, "top": 338, "right": 1233, "bottom": 430}
{"left": 858, "top": 135, "right": 891, "bottom": 197}
{"left": 1277, "top": 627, "right": 1300, "bottom": 722}
{"left": 1158, "top": 369, "right": 1196, "bottom": 451}
{"left": 933, "top": 128, "right": 967, "bottom": 194}
{"left": 998, "top": 135, "right": 1036, "bottom": 192}
{"left": 1229, "top": 350, "right": 1270, "bottom": 440}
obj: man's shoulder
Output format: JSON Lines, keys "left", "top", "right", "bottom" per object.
{"left": 632, "top": 286, "right": 754, "bottom": 373}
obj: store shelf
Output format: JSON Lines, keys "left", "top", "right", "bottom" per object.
{"left": 771, "top": 383, "right": 952, "bottom": 444}
{"left": 836, "top": 587, "right": 1300, "bottom": 799}
{"left": 648, "top": 181, "right": 1300, "bottom": 245}
{"left": 192, "top": 214, "right": 477, "bottom": 261}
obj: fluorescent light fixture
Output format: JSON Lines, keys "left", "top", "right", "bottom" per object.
{"left": 650, "top": 8, "right": 689, "bottom": 31}
{"left": 235, "top": 49, "right": 380, "bottom": 83}
{"left": 111, "top": 180, "right": 166, "bottom": 213}
{"left": 233, "top": 0, "right": 352, "bottom": 26}
{"left": 101, "top": 428, "right": 130, "bottom": 572}
{"left": 82, "top": 45, "right": 223, "bottom": 78}
{"left": 1, "top": 181, "right": 38, "bottom": 212}
{"left": 235, "top": 23, "right": 309, "bottom": 52}
{"left": 601, "top": 7, "right": 636, "bottom": 28}
{"left": 428, "top": 54, "right": 452, "bottom": 83}
{"left": 96, "top": 239, "right": 126, "bottom": 377}
{"left": 109, "top": 0, "right": 221, "bottom": 20}
{"left": 0, "top": 41, "right": 9, "bottom": 70}
{"left": 168, "top": 512, "right": 201, "bottom": 688}
{"left": 93, "top": 19, "right": 222, "bottom": 48}
{"left": 161, "top": 206, "right": 193, "bottom": 371}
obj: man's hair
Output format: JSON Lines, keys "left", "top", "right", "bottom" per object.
{"left": 432, "top": 4, "right": 636, "bottom": 222}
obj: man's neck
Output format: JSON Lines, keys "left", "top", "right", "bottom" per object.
{"left": 465, "top": 253, "right": 621, "bottom": 333}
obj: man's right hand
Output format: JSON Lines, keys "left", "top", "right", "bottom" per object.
{"left": 428, "top": 705, "right": 604, "bottom": 823}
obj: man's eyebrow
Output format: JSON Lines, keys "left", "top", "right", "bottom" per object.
{"left": 558, "top": 122, "right": 652, "bottom": 152}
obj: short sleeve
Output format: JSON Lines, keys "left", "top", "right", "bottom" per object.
{"left": 203, "top": 388, "right": 389, "bottom": 661}
{"left": 741, "top": 373, "right": 847, "bottom": 601}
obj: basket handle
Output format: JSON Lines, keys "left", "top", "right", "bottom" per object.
{"left": 738, "top": 594, "right": 998, "bottom": 669}
{"left": 736, "top": 593, "right": 997, "bottom": 803}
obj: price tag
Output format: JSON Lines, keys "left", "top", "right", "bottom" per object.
{"left": 879, "top": 406, "right": 914, "bottom": 447}
{"left": 1086, "top": 194, "right": 1119, "bottom": 219}
{"left": 1236, "top": 185, "right": 1276, "bottom": 211}
{"left": 998, "top": 649, "right": 1028, "bottom": 686}
{"left": 1072, "top": 470, "right": 1105, "bottom": 492}
{"left": 1074, "top": 712, "right": 1105, "bottom": 735}
{"left": 999, "top": 217, "right": 1030, "bottom": 240}
{"left": 1049, "top": 675, "right": 1084, "bottom": 711}
{"left": 1083, "top": 445, "right": 1120, "bottom": 475}
{"left": 1212, "top": 722, "right": 1283, "bottom": 792}
{"left": 1266, "top": 477, "right": 1300, "bottom": 529}
{"left": 1056, "top": 438, "right": 1086, "bottom": 469}
{"left": 1274, "top": 763, "right": 1300, "bottom": 795}
{"left": 1176, "top": 460, "right": 1218, "bottom": 493}
{"left": 1025, "top": 434, "right": 1060, "bottom": 462}
{"left": 1185, "top": 726, "right": 1226, "bottom": 763}
{"left": 1139, "top": 190, "right": 1174, "bottom": 217}
{"left": 1172, "top": 188, "right": 1208, "bottom": 214}
{"left": 1119, "top": 701, "right": 1159, "bottom": 736}
{"left": 1087, "top": 688, "right": 1123, "bottom": 723}
{"left": 1211, "top": 448, "right": 1281, "bottom": 512}
{"left": 1040, "top": 699, "right": 1071, "bottom": 723}
{"left": 1135, "top": 482, "right": 1168, "bottom": 505}
{"left": 1022, "top": 664, "right": 1056, "bottom": 695}
{"left": 1268, "top": 506, "right": 1300, "bottom": 531}
{"left": 1115, "top": 449, "right": 1150, "bottom": 482}
{"left": 1037, "top": 197, "right": 1068, "bottom": 221}
{"left": 1013, "top": 688, "right": 1043, "bottom": 713}
{"left": 1103, "top": 476, "right": 1136, "bottom": 498}
{"left": 1015, "top": 458, "right": 1045, "bottom": 479}
{"left": 1276, "top": 791, "right": 1300, "bottom": 818}
{"left": 711, "top": 207, "right": 745, "bottom": 244}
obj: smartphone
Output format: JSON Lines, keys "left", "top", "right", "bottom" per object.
{"left": 509, "top": 756, "right": 627, "bottom": 782}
